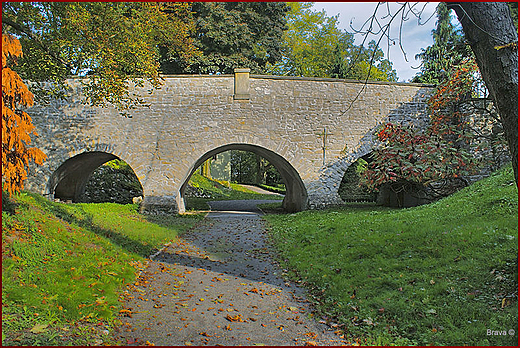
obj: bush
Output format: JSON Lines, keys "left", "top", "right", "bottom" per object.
{"left": 81, "top": 160, "right": 143, "bottom": 204}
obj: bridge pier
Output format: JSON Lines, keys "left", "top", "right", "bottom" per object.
{"left": 306, "top": 191, "right": 344, "bottom": 210}
{"left": 139, "top": 195, "right": 179, "bottom": 215}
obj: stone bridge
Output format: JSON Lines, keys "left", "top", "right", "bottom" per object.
{"left": 25, "top": 69, "right": 433, "bottom": 213}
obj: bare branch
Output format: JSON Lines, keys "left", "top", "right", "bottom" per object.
{"left": 339, "top": 3, "right": 409, "bottom": 117}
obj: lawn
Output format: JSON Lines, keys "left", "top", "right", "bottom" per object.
{"left": 264, "top": 165, "right": 518, "bottom": 345}
{"left": 185, "top": 173, "right": 283, "bottom": 210}
{"left": 1, "top": 194, "right": 203, "bottom": 346}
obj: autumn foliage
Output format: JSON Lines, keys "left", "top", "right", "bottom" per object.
{"left": 2, "top": 34, "right": 46, "bottom": 195}
{"left": 361, "top": 60, "right": 480, "bottom": 193}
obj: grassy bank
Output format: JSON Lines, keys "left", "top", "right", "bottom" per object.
{"left": 2, "top": 193, "right": 202, "bottom": 346}
{"left": 264, "top": 166, "right": 518, "bottom": 345}
{"left": 185, "top": 173, "right": 282, "bottom": 210}
{"left": 257, "top": 183, "right": 286, "bottom": 195}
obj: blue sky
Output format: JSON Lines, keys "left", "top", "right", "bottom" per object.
{"left": 311, "top": 2, "right": 440, "bottom": 82}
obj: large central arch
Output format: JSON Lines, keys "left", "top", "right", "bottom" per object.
{"left": 179, "top": 144, "right": 308, "bottom": 213}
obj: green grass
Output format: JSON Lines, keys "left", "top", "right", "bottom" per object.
{"left": 185, "top": 173, "right": 282, "bottom": 210}
{"left": 257, "top": 183, "right": 286, "bottom": 195}
{"left": 2, "top": 193, "right": 203, "bottom": 346}
{"left": 264, "top": 166, "right": 518, "bottom": 346}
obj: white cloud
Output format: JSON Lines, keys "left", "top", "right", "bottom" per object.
{"left": 312, "top": 2, "right": 439, "bottom": 81}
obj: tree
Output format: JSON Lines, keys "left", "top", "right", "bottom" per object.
{"left": 361, "top": 60, "right": 485, "bottom": 205}
{"left": 412, "top": 2, "right": 472, "bottom": 84}
{"left": 268, "top": 2, "right": 349, "bottom": 77}
{"left": 2, "top": 2, "right": 197, "bottom": 112}
{"left": 160, "top": 2, "right": 289, "bottom": 74}
{"left": 2, "top": 34, "right": 47, "bottom": 195}
{"left": 268, "top": 2, "right": 398, "bottom": 81}
{"left": 2, "top": 2, "right": 197, "bottom": 193}
{"left": 509, "top": 2, "right": 518, "bottom": 31}
{"left": 229, "top": 150, "right": 282, "bottom": 186}
{"left": 332, "top": 40, "right": 398, "bottom": 81}
{"left": 352, "top": 2, "right": 518, "bottom": 187}
{"left": 449, "top": 2, "right": 518, "bottom": 187}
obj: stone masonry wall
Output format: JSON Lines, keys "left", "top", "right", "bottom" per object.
{"left": 25, "top": 73, "right": 433, "bottom": 212}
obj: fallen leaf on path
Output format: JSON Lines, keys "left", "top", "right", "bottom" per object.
{"left": 225, "top": 314, "right": 244, "bottom": 322}
{"left": 305, "top": 341, "right": 318, "bottom": 346}
{"left": 119, "top": 309, "right": 132, "bottom": 317}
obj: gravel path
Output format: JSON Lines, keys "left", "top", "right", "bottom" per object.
{"left": 113, "top": 200, "right": 349, "bottom": 346}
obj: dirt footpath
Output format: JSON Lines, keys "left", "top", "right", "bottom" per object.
{"left": 113, "top": 200, "right": 349, "bottom": 346}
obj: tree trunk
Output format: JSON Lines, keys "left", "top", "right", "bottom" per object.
{"left": 200, "top": 159, "right": 212, "bottom": 179}
{"left": 255, "top": 154, "right": 265, "bottom": 185}
{"left": 450, "top": 2, "right": 518, "bottom": 186}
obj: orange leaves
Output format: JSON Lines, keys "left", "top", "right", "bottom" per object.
{"left": 2, "top": 68, "right": 34, "bottom": 107}
{"left": 2, "top": 34, "right": 46, "bottom": 195}
{"left": 225, "top": 313, "right": 244, "bottom": 322}
{"left": 304, "top": 332, "right": 318, "bottom": 340}
{"left": 428, "top": 58, "right": 479, "bottom": 113}
{"left": 2, "top": 34, "right": 23, "bottom": 67}
{"left": 119, "top": 309, "right": 133, "bottom": 317}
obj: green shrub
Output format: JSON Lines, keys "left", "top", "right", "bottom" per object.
{"left": 81, "top": 160, "right": 143, "bottom": 204}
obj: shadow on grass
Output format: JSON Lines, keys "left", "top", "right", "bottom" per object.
{"left": 30, "top": 194, "right": 156, "bottom": 258}
{"left": 143, "top": 211, "right": 205, "bottom": 234}
{"left": 257, "top": 201, "right": 392, "bottom": 215}
{"left": 2, "top": 191, "right": 19, "bottom": 215}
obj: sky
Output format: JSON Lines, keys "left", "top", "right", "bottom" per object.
{"left": 311, "top": 2, "right": 440, "bottom": 82}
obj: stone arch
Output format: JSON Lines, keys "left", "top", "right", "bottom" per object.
{"left": 179, "top": 144, "right": 307, "bottom": 213}
{"left": 308, "top": 131, "right": 378, "bottom": 208}
{"left": 47, "top": 151, "right": 142, "bottom": 202}
{"left": 338, "top": 152, "right": 376, "bottom": 203}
